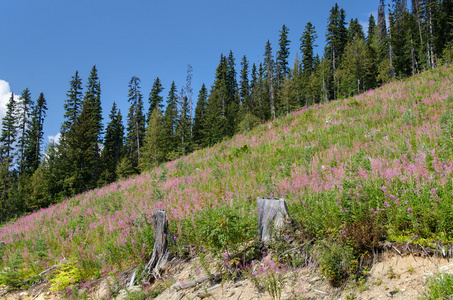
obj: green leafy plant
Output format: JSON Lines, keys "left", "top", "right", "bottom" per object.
{"left": 0, "top": 251, "right": 29, "bottom": 289}
{"left": 424, "top": 272, "right": 453, "bottom": 299}
{"left": 50, "top": 260, "right": 82, "bottom": 292}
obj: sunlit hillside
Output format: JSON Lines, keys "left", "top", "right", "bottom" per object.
{"left": 1, "top": 66, "right": 453, "bottom": 293}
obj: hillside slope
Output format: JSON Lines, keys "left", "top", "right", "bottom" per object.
{"left": 1, "top": 66, "right": 453, "bottom": 296}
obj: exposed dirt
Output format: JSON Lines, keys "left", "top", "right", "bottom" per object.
{"left": 1, "top": 252, "right": 452, "bottom": 299}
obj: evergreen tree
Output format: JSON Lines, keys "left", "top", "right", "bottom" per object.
{"left": 325, "top": 4, "right": 348, "bottom": 100}
{"left": 367, "top": 14, "right": 377, "bottom": 46}
{"left": 193, "top": 84, "right": 208, "bottom": 149}
{"left": 23, "top": 93, "right": 47, "bottom": 174}
{"left": 61, "top": 71, "right": 83, "bottom": 135}
{"left": 226, "top": 51, "right": 239, "bottom": 134}
{"left": 177, "top": 88, "right": 191, "bottom": 155}
{"left": 239, "top": 55, "right": 250, "bottom": 114}
{"left": 300, "top": 22, "right": 318, "bottom": 75}
{"left": 16, "top": 88, "right": 33, "bottom": 174}
{"left": 162, "top": 81, "right": 179, "bottom": 159}
{"left": 276, "top": 24, "right": 291, "bottom": 84}
{"left": 204, "top": 54, "right": 229, "bottom": 144}
{"left": 126, "top": 76, "right": 145, "bottom": 171}
{"left": 263, "top": 40, "right": 276, "bottom": 119}
{"left": 140, "top": 108, "right": 165, "bottom": 170}
{"left": 148, "top": 77, "right": 164, "bottom": 122}
{"left": 0, "top": 94, "right": 17, "bottom": 162}
{"left": 100, "top": 102, "right": 124, "bottom": 184}
{"left": 348, "top": 18, "right": 365, "bottom": 42}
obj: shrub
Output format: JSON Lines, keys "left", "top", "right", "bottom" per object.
{"left": 424, "top": 272, "right": 453, "bottom": 299}
{"left": 0, "top": 251, "right": 28, "bottom": 289}
{"left": 50, "top": 260, "right": 82, "bottom": 292}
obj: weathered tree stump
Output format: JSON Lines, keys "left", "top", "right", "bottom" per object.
{"left": 144, "top": 209, "right": 170, "bottom": 278}
{"left": 257, "top": 197, "right": 291, "bottom": 242}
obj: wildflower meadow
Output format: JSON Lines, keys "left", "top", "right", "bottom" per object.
{"left": 1, "top": 66, "right": 453, "bottom": 290}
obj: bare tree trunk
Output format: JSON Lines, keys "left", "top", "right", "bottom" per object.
{"left": 145, "top": 209, "right": 170, "bottom": 279}
{"left": 257, "top": 197, "right": 291, "bottom": 243}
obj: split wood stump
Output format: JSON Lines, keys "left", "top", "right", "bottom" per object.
{"left": 144, "top": 209, "right": 170, "bottom": 279}
{"left": 257, "top": 197, "right": 291, "bottom": 243}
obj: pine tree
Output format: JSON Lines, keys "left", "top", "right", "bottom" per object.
{"left": 78, "top": 65, "right": 103, "bottom": 187}
{"left": 0, "top": 94, "right": 17, "bottom": 163}
{"left": 348, "top": 18, "right": 365, "bottom": 42}
{"left": 263, "top": 40, "right": 276, "bottom": 119}
{"left": 300, "top": 22, "right": 318, "bottom": 75}
{"left": 100, "top": 102, "right": 124, "bottom": 184}
{"left": 226, "top": 51, "right": 239, "bottom": 134}
{"left": 367, "top": 14, "right": 377, "bottom": 46}
{"left": 148, "top": 77, "right": 164, "bottom": 122}
{"left": 126, "top": 76, "right": 145, "bottom": 171}
{"left": 140, "top": 108, "right": 165, "bottom": 170}
{"left": 61, "top": 71, "right": 83, "bottom": 135}
{"left": 23, "top": 93, "right": 47, "bottom": 174}
{"left": 193, "top": 84, "right": 208, "bottom": 149}
{"left": 177, "top": 88, "right": 191, "bottom": 155}
{"left": 239, "top": 55, "right": 250, "bottom": 113}
{"left": 16, "top": 88, "right": 33, "bottom": 174}
{"left": 325, "top": 4, "right": 348, "bottom": 100}
{"left": 276, "top": 24, "right": 291, "bottom": 84}
{"left": 162, "top": 81, "right": 179, "bottom": 159}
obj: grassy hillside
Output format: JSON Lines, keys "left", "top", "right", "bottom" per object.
{"left": 2, "top": 66, "right": 453, "bottom": 291}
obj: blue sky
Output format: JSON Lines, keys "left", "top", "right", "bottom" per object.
{"left": 0, "top": 0, "right": 380, "bottom": 145}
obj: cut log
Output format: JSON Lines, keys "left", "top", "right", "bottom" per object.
{"left": 257, "top": 197, "right": 291, "bottom": 242}
{"left": 145, "top": 209, "right": 170, "bottom": 278}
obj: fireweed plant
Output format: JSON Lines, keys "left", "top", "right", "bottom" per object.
{"left": 1, "top": 66, "right": 453, "bottom": 289}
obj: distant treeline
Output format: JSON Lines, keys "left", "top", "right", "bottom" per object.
{"left": 1, "top": 0, "right": 452, "bottom": 223}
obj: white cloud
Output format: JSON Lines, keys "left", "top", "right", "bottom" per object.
{"left": 0, "top": 80, "right": 16, "bottom": 122}
{"left": 48, "top": 132, "right": 61, "bottom": 144}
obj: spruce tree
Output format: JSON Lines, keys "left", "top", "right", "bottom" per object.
{"left": 16, "top": 88, "right": 33, "bottom": 174}
{"left": 177, "top": 88, "right": 191, "bottom": 155}
{"left": 126, "top": 76, "right": 145, "bottom": 171}
{"left": 100, "top": 102, "right": 124, "bottom": 184}
{"left": 239, "top": 55, "right": 250, "bottom": 112}
{"left": 140, "top": 108, "right": 165, "bottom": 170}
{"left": 23, "top": 92, "right": 47, "bottom": 174}
{"left": 226, "top": 51, "right": 239, "bottom": 134}
{"left": 193, "top": 84, "right": 208, "bottom": 149}
{"left": 162, "top": 81, "right": 179, "bottom": 159}
{"left": 276, "top": 24, "right": 291, "bottom": 84}
{"left": 300, "top": 22, "right": 318, "bottom": 75}
{"left": 0, "top": 93, "right": 18, "bottom": 166}
{"left": 263, "top": 40, "right": 276, "bottom": 119}
{"left": 61, "top": 71, "right": 83, "bottom": 135}
{"left": 148, "top": 77, "right": 164, "bottom": 122}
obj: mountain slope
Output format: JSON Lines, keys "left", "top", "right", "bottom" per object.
{"left": 1, "top": 66, "right": 453, "bottom": 293}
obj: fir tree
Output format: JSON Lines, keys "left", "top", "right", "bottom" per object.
{"left": 61, "top": 71, "right": 83, "bottom": 135}
{"left": 177, "top": 88, "right": 191, "bottom": 155}
{"left": 148, "top": 77, "right": 164, "bottom": 122}
{"left": 276, "top": 24, "right": 291, "bottom": 84}
{"left": 263, "top": 40, "right": 276, "bottom": 119}
{"left": 162, "top": 81, "right": 179, "bottom": 159}
{"left": 193, "top": 84, "right": 208, "bottom": 149}
{"left": 0, "top": 93, "right": 17, "bottom": 166}
{"left": 239, "top": 55, "right": 250, "bottom": 111}
{"left": 300, "top": 22, "right": 318, "bottom": 75}
{"left": 140, "top": 108, "right": 165, "bottom": 170}
{"left": 23, "top": 92, "right": 47, "bottom": 174}
{"left": 100, "top": 102, "right": 124, "bottom": 184}
{"left": 16, "top": 88, "right": 33, "bottom": 174}
{"left": 126, "top": 76, "right": 145, "bottom": 171}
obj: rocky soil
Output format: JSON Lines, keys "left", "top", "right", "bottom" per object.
{"left": 1, "top": 252, "right": 452, "bottom": 300}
